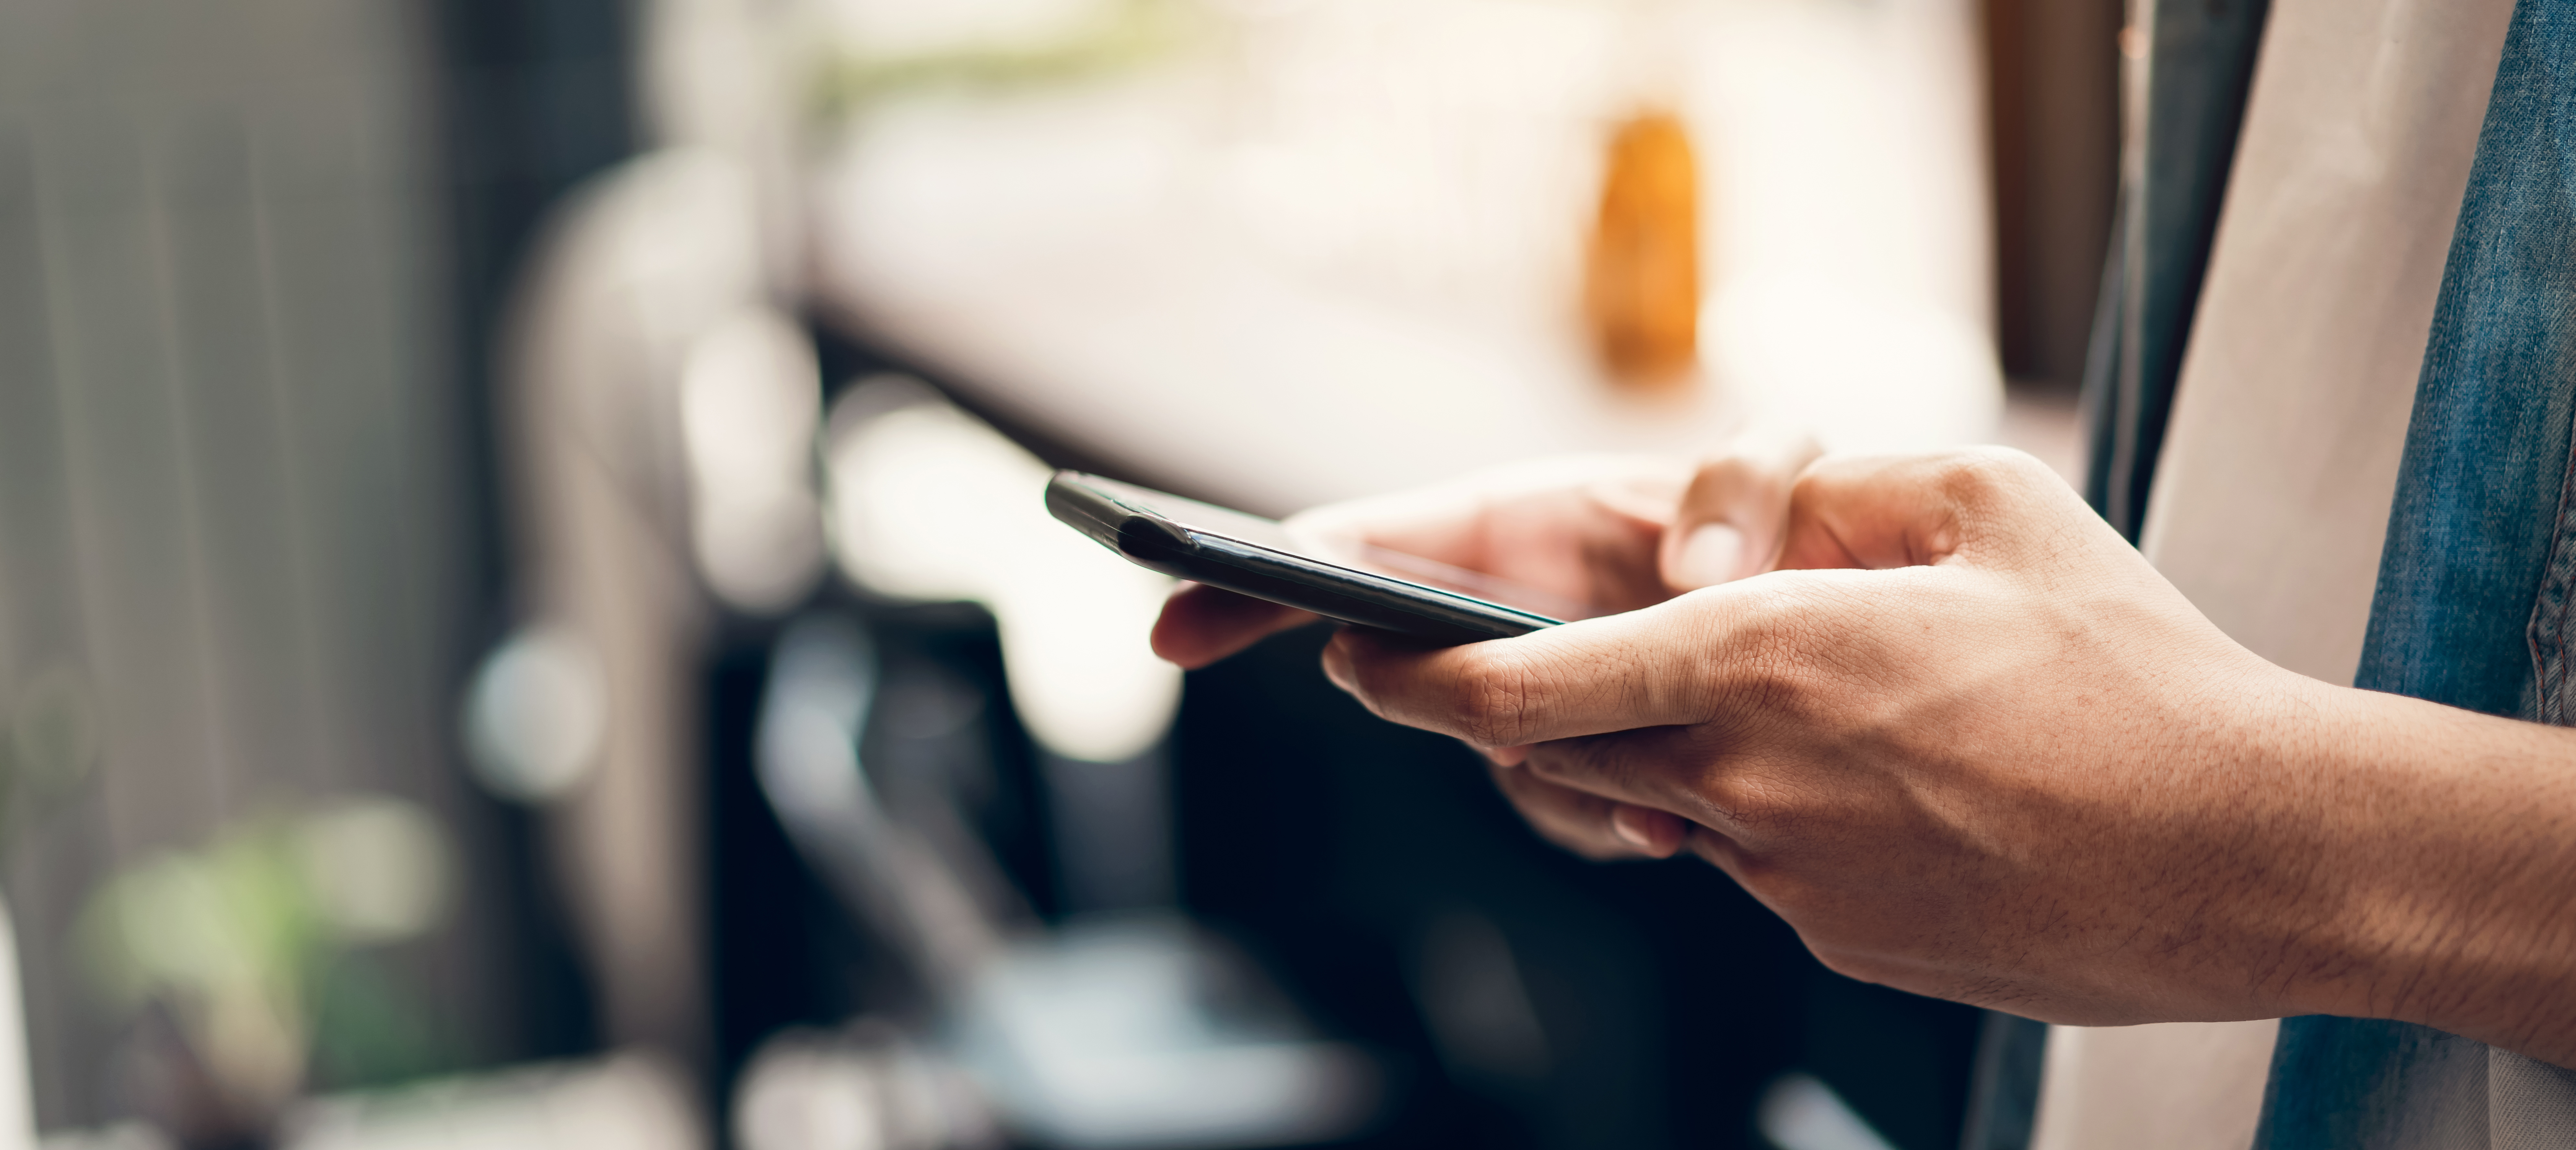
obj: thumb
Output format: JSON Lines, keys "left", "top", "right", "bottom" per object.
{"left": 1660, "top": 429, "right": 1824, "bottom": 592}
{"left": 1775, "top": 447, "right": 2076, "bottom": 572}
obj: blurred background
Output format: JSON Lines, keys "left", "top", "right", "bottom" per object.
{"left": 0, "top": 0, "right": 2120, "bottom": 1147}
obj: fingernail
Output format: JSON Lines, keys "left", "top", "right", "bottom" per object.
{"left": 1674, "top": 523, "right": 1746, "bottom": 588}
{"left": 1612, "top": 811, "right": 1656, "bottom": 851}
{"left": 1486, "top": 744, "right": 1530, "bottom": 768}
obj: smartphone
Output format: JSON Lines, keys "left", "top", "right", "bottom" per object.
{"left": 1047, "top": 471, "right": 1568, "bottom": 644}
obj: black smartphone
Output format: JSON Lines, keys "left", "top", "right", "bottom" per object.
{"left": 1047, "top": 471, "right": 1570, "bottom": 644}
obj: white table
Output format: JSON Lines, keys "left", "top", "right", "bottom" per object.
{"left": 811, "top": 0, "right": 2007, "bottom": 516}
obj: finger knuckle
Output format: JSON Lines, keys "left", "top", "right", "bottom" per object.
{"left": 1716, "top": 591, "right": 1834, "bottom": 722}
{"left": 1936, "top": 447, "right": 2047, "bottom": 504}
{"left": 1690, "top": 456, "right": 1797, "bottom": 516}
{"left": 1453, "top": 646, "right": 1540, "bottom": 746}
{"left": 1703, "top": 771, "right": 1792, "bottom": 829}
{"left": 1696, "top": 455, "right": 1761, "bottom": 495}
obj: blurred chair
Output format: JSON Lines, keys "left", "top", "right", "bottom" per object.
{"left": 465, "top": 0, "right": 850, "bottom": 1086}
{"left": 818, "top": 379, "right": 1184, "bottom": 913}
{"left": 723, "top": 380, "right": 1383, "bottom": 1148}
{"left": 744, "top": 598, "right": 1377, "bottom": 1150}
{"left": 484, "top": 142, "right": 823, "bottom": 1083}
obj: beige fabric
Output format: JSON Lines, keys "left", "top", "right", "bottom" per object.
{"left": 2031, "top": 1021, "right": 2284, "bottom": 1150}
{"left": 2032, "top": 0, "right": 2515, "bottom": 1146}
{"left": 2133, "top": 0, "right": 2514, "bottom": 686}
{"left": 2491, "top": 1050, "right": 2576, "bottom": 1150}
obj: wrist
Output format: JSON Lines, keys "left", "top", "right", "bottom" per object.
{"left": 2263, "top": 685, "right": 2576, "bottom": 1062}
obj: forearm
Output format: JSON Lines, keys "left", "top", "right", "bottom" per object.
{"left": 2279, "top": 681, "right": 2576, "bottom": 1065}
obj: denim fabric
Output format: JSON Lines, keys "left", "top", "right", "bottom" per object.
{"left": 2255, "top": 0, "right": 2576, "bottom": 1144}
{"left": 2348, "top": 0, "right": 2576, "bottom": 718}
{"left": 2260, "top": 1020, "right": 2492, "bottom": 1149}
{"left": 1958, "top": 1011, "right": 2048, "bottom": 1150}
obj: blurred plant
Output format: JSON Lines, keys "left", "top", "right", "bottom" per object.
{"left": 808, "top": 0, "right": 1200, "bottom": 117}
{"left": 74, "top": 798, "right": 454, "bottom": 1143}
{"left": 0, "top": 667, "right": 100, "bottom": 1150}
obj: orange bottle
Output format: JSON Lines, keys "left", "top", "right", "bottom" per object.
{"left": 1584, "top": 108, "right": 1700, "bottom": 389}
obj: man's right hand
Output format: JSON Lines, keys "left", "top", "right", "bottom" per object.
{"left": 1149, "top": 436, "right": 1820, "bottom": 860}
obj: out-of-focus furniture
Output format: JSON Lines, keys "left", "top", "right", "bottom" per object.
{"left": 476, "top": 0, "right": 833, "bottom": 1096}
{"left": 495, "top": 142, "right": 835, "bottom": 1081}
{"left": 742, "top": 611, "right": 1378, "bottom": 1150}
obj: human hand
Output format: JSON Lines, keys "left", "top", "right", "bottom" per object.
{"left": 1151, "top": 437, "right": 1820, "bottom": 860}
{"left": 1319, "top": 448, "right": 2576, "bottom": 1044}
{"left": 1151, "top": 434, "right": 1823, "bottom": 670}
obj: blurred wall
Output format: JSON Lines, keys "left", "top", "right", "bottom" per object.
{"left": 0, "top": 0, "right": 602, "bottom": 1127}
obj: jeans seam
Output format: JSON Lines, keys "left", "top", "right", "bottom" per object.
{"left": 2526, "top": 421, "right": 2576, "bottom": 726}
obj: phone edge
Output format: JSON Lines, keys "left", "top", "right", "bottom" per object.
{"left": 1045, "top": 471, "right": 1558, "bottom": 643}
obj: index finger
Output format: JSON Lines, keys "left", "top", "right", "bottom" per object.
{"left": 1320, "top": 598, "right": 1727, "bottom": 748}
{"left": 1152, "top": 583, "right": 1317, "bottom": 668}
